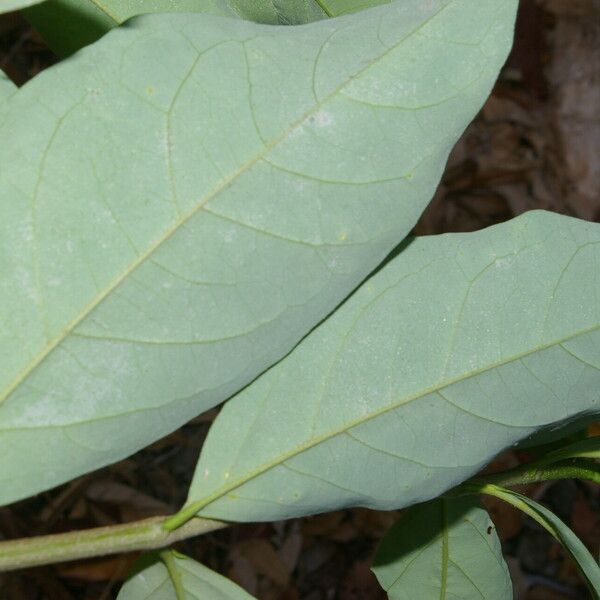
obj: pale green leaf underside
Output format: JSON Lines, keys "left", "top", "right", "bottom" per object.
{"left": 186, "top": 211, "right": 600, "bottom": 522}
{"left": 24, "top": 0, "right": 327, "bottom": 56}
{"left": 373, "top": 497, "right": 512, "bottom": 600}
{"left": 117, "top": 552, "right": 255, "bottom": 600}
{"left": 0, "top": 70, "right": 16, "bottom": 103}
{"left": 0, "top": 0, "right": 517, "bottom": 505}
{"left": 489, "top": 488, "right": 600, "bottom": 593}
{"left": 0, "top": 0, "right": 43, "bottom": 14}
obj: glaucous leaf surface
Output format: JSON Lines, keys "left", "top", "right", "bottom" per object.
{"left": 0, "top": 0, "right": 517, "bottom": 505}
{"left": 486, "top": 486, "right": 600, "bottom": 593}
{"left": 0, "top": 70, "right": 16, "bottom": 103}
{"left": 117, "top": 552, "right": 255, "bottom": 600}
{"left": 0, "top": 0, "right": 42, "bottom": 13}
{"left": 184, "top": 211, "right": 600, "bottom": 522}
{"left": 372, "top": 497, "right": 512, "bottom": 600}
{"left": 24, "top": 0, "right": 327, "bottom": 56}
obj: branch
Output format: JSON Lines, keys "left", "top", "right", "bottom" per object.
{"left": 0, "top": 515, "right": 226, "bottom": 573}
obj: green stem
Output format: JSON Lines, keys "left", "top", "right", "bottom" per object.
{"left": 163, "top": 504, "right": 204, "bottom": 532}
{"left": 0, "top": 516, "right": 225, "bottom": 573}
{"left": 474, "top": 460, "right": 600, "bottom": 488}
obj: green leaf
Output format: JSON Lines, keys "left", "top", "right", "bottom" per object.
{"left": 0, "top": 0, "right": 42, "bottom": 13}
{"left": 24, "top": 0, "right": 327, "bottom": 57}
{"left": 179, "top": 211, "right": 600, "bottom": 524}
{"left": 0, "top": 70, "right": 16, "bottom": 104}
{"left": 478, "top": 485, "right": 600, "bottom": 595}
{"left": 270, "top": 0, "right": 326, "bottom": 24}
{"left": 24, "top": 0, "right": 243, "bottom": 57}
{"left": 320, "top": 0, "right": 390, "bottom": 17}
{"left": 372, "top": 497, "right": 512, "bottom": 600}
{"left": 117, "top": 551, "right": 255, "bottom": 600}
{"left": 537, "top": 436, "right": 600, "bottom": 466}
{"left": 0, "top": 0, "right": 516, "bottom": 506}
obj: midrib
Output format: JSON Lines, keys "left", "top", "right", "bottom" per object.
{"left": 0, "top": 1, "right": 453, "bottom": 406}
{"left": 440, "top": 501, "right": 449, "bottom": 600}
{"left": 87, "top": 0, "right": 120, "bottom": 24}
{"left": 185, "top": 320, "right": 600, "bottom": 518}
{"left": 313, "top": 0, "right": 334, "bottom": 17}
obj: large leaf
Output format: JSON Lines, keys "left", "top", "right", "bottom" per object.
{"left": 24, "top": 0, "right": 327, "bottom": 56}
{"left": 372, "top": 497, "right": 512, "bottom": 600}
{"left": 117, "top": 551, "right": 255, "bottom": 600}
{"left": 0, "top": 0, "right": 43, "bottom": 14}
{"left": 481, "top": 486, "right": 600, "bottom": 594}
{"left": 180, "top": 211, "right": 600, "bottom": 523}
{"left": 0, "top": 0, "right": 517, "bottom": 506}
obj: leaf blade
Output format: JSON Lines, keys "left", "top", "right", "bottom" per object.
{"left": 0, "top": 0, "right": 516, "bottom": 505}
{"left": 24, "top": 0, "right": 327, "bottom": 56}
{"left": 182, "top": 211, "right": 600, "bottom": 522}
{"left": 478, "top": 485, "right": 600, "bottom": 595}
{"left": 537, "top": 437, "right": 600, "bottom": 465}
{"left": 0, "top": 70, "right": 16, "bottom": 103}
{"left": 117, "top": 552, "right": 255, "bottom": 600}
{"left": 372, "top": 497, "right": 512, "bottom": 600}
{"left": 320, "top": 0, "right": 390, "bottom": 17}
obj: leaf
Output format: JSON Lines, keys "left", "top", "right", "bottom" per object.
{"left": 23, "top": 0, "right": 327, "bottom": 57}
{"left": 117, "top": 551, "right": 255, "bottom": 600}
{"left": 0, "top": 70, "right": 16, "bottom": 103}
{"left": 372, "top": 497, "right": 512, "bottom": 600}
{"left": 479, "top": 485, "right": 600, "bottom": 595}
{"left": 180, "top": 211, "right": 600, "bottom": 524}
{"left": 320, "top": 0, "right": 390, "bottom": 17}
{"left": 0, "top": 0, "right": 43, "bottom": 14}
{"left": 23, "top": 0, "right": 242, "bottom": 57}
{"left": 536, "top": 436, "right": 600, "bottom": 465}
{"left": 270, "top": 0, "right": 326, "bottom": 24}
{"left": 0, "top": 0, "right": 517, "bottom": 506}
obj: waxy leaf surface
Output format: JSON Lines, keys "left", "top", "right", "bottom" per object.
{"left": 0, "top": 0, "right": 517, "bottom": 505}
{"left": 373, "top": 497, "right": 512, "bottom": 600}
{"left": 117, "top": 552, "right": 255, "bottom": 600}
{"left": 186, "top": 211, "right": 600, "bottom": 521}
{"left": 0, "top": 70, "right": 16, "bottom": 103}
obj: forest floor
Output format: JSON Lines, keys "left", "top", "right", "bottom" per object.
{"left": 1, "top": 0, "right": 599, "bottom": 598}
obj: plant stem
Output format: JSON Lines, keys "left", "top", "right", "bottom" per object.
{"left": 474, "top": 460, "right": 600, "bottom": 488}
{"left": 0, "top": 516, "right": 225, "bottom": 573}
